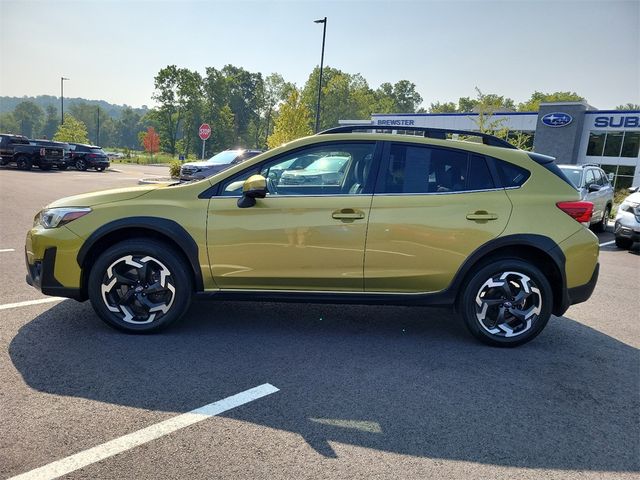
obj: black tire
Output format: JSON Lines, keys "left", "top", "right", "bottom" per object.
{"left": 75, "top": 158, "right": 88, "bottom": 171}
{"left": 57, "top": 164, "right": 68, "bottom": 170}
{"left": 0, "top": 158, "right": 9, "bottom": 166}
{"left": 615, "top": 236, "right": 633, "bottom": 250}
{"left": 593, "top": 205, "right": 610, "bottom": 233}
{"left": 458, "top": 259, "right": 553, "bottom": 347}
{"left": 16, "top": 156, "right": 32, "bottom": 170}
{"left": 87, "top": 239, "right": 193, "bottom": 333}
{"left": 39, "top": 164, "right": 52, "bottom": 171}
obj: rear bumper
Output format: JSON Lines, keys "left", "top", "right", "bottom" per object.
{"left": 566, "top": 262, "right": 599, "bottom": 308}
{"left": 25, "top": 247, "right": 84, "bottom": 300}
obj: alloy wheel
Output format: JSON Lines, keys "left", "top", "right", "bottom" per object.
{"left": 474, "top": 271, "right": 542, "bottom": 338}
{"left": 101, "top": 255, "right": 176, "bottom": 324}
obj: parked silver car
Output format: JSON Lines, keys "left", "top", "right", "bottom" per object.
{"left": 614, "top": 187, "right": 640, "bottom": 249}
{"left": 558, "top": 164, "right": 614, "bottom": 232}
{"left": 180, "top": 149, "right": 263, "bottom": 181}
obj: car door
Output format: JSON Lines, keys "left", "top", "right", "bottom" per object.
{"left": 583, "top": 168, "right": 603, "bottom": 221}
{"left": 364, "top": 142, "right": 512, "bottom": 293}
{"left": 206, "top": 141, "right": 379, "bottom": 291}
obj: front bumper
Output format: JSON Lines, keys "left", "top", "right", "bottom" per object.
{"left": 25, "top": 247, "right": 84, "bottom": 300}
{"left": 25, "top": 225, "right": 86, "bottom": 301}
{"left": 614, "top": 220, "right": 640, "bottom": 242}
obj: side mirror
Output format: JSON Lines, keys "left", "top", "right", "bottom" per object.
{"left": 587, "top": 183, "right": 602, "bottom": 193}
{"left": 237, "top": 174, "right": 267, "bottom": 208}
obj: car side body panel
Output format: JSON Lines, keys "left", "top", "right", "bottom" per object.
{"left": 364, "top": 189, "right": 512, "bottom": 292}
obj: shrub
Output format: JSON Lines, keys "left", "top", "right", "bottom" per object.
{"left": 169, "top": 160, "right": 181, "bottom": 178}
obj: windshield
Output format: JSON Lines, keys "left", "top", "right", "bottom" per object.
{"left": 206, "top": 150, "right": 241, "bottom": 165}
{"left": 305, "top": 156, "right": 349, "bottom": 172}
{"left": 559, "top": 167, "right": 582, "bottom": 188}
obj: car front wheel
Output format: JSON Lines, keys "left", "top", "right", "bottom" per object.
{"left": 75, "top": 158, "right": 87, "bottom": 170}
{"left": 88, "top": 239, "right": 193, "bottom": 333}
{"left": 459, "top": 259, "right": 552, "bottom": 347}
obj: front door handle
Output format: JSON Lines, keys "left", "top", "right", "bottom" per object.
{"left": 332, "top": 208, "right": 365, "bottom": 220}
{"left": 466, "top": 210, "right": 498, "bottom": 221}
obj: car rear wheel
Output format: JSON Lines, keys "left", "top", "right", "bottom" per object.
{"left": 594, "top": 206, "right": 610, "bottom": 233}
{"left": 75, "top": 158, "right": 88, "bottom": 171}
{"left": 88, "top": 239, "right": 193, "bottom": 333}
{"left": 16, "top": 156, "right": 32, "bottom": 170}
{"left": 459, "top": 259, "right": 552, "bottom": 347}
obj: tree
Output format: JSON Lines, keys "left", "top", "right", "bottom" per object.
{"left": 141, "top": 126, "right": 160, "bottom": 158}
{"left": 53, "top": 114, "right": 89, "bottom": 143}
{"left": 616, "top": 103, "right": 640, "bottom": 110}
{"left": 152, "top": 65, "right": 182, "bottom": 155}
{"left": 267, "top": 90, "right": 312, "bottom": 148}
{"left": 13, "top": 101, "right": 44, "bottom": 138}
{"left": 116, "top": 107, "right": 143, "bottom": 149}
{"left": 41, "top": 106, "right": 59, "bottom": 140}
{"left": 0, "top": 112, "right": 19, "bottom": 133}
{"left": 429, "top": 101, "right": 458, "bottom": 113}
{"left": 518, "top": 91, "right": 585, "bottom": 111}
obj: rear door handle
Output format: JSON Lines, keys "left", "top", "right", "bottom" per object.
{"left": 466, "top": 211, "right": 498, "bottom": 221}
{"left": 332, "top": 208, "right": 365, "bottom": 220}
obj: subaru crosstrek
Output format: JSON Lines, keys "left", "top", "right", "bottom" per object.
{"left": 25, "top": 126, "right": 599, "bottom": 347}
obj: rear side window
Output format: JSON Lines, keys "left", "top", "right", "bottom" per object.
{"left": 90, "top": 148, "right": 105, "bottom": 154}
{"left": 378, "top": 144, "right": 495, "bottom": 194}
{"left": 495, "top": 159, "right": 530, "bottom": 188}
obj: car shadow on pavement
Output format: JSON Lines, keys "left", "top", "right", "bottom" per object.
{"left": 9, "top": 299, "right": 639, "bottom": 472}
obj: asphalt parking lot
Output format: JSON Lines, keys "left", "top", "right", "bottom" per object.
{"left": 0, "top": 164, "right": 638, "bottom": 480}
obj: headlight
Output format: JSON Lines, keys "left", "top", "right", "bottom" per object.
{"left": 36, "top": 207, "right": 92, "bottom": 229}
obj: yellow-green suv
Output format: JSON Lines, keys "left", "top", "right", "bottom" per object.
{"left": 25, "top": 127, "right": 600, "bottom": 347}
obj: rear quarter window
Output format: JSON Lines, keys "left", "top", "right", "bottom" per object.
{"left": 495, "top": 159, "right": 530, "bottom": 188}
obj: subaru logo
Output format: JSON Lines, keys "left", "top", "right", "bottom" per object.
{"left": 541, "top": 112, "right": 573, "bottom": 127}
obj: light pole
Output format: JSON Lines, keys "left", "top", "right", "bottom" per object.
{"left": 60, "top": 77, "right": 69, "bottom": 125}
{"left": 314, "top": 17, "right": 327, "bottom": 133}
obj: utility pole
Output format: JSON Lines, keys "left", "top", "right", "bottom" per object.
{"left": 61, "top": 77, "right": 69, "bottom": 125}
{"left": 314, "top": 17, "right": 327, "bottom": 133}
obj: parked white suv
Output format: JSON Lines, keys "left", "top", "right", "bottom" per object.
{"left": 614, "top": 187, "right": 640, "bottom": 249}
{"left": 558, "top": 164, "right": 614, "bottom": 232}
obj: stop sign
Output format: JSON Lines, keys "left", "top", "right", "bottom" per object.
{"left": 199, "top": 123, "right": 211, "bottom": 140}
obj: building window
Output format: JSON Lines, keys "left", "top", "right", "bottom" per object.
{"left": 621, "top": 131, "right": 640, "bottom": 158}
{"left": 588, "top": 131, "right": 640, "bottom": 158}
{"left": 603, "top": 131, "right": 624, "bottom": 157}
{"left": 587, "top": 132, "right": 606, "bottom": 156}
{"left": 600, "top": 164, "right": 636, "bottom": 190}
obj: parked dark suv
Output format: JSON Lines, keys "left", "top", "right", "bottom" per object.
{"left": 68, "top": 143, "right": 110, "bottom": 171}
{"left": 0, "top": 134, "right": 67, "bottom": 170}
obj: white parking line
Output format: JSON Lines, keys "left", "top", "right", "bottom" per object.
{"left": 8, "top": 383, "right": 279, "bottom": 480}
{"left": 0, "top": 297, "right": 65, "bottom": 311}
{"left": 599, "top": 240, "right": 616, "bottom": 247}
{"left": 0, "top": 248, "right": 15, "bottom": 252}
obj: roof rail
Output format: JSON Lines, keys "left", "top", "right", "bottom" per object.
{"left": 318, "top": 125, "right": 517, "bottom": 149}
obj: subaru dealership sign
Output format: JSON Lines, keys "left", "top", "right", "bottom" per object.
{"left": 541, "top": 112, "right": 573, "bottom": 127}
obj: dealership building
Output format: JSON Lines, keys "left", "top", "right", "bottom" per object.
{"left": 342, "top": 102, "right": 640, "bottom": 189}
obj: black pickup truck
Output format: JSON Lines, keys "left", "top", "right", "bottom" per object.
{"left": 0, "top": 134, "right": 67, "bottom": 170}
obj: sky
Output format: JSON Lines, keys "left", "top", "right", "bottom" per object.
{"left": 1, "top": 0, "right": 639, "bottom": 110}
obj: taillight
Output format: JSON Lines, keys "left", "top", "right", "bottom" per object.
{"left": 88, "top": 154, "right": 97, "bottom": 158}
{"left": 556, "top": 201, "right": 593, "bottom": 224}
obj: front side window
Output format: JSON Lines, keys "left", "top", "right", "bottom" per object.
{"left": 218, "top": 142, "right": 376, "bottom": 197}
{"left": 377, "top": 144, "right": 495, "bottom": 194}
{"left": 584, "top": 169, "right": 596, "bottom": 187}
